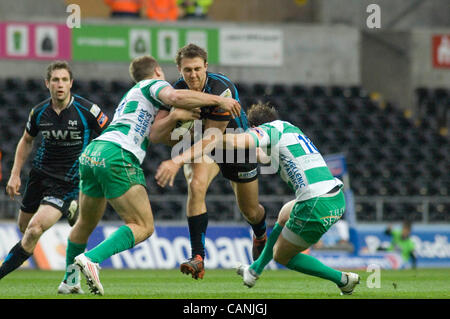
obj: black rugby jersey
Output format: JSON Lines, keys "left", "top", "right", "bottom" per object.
{"left": 169, "top": 72, "right": 249, "bottom": 131}
{"left": 26, "top": 94, "right": 109, "bottom": 184}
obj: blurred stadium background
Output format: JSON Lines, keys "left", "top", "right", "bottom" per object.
{"left": 0, "top": 0, "right": 449, "bottom": 272}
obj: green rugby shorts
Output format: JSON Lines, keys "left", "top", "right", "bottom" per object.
{"left": 79, "top": 140, "right": 146, "bottom": 199}
{"left": 284, "top": 190, "right": 346, "bottom": 245}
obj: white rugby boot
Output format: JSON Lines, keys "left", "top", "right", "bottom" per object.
{"left": 57, "top": 281, "right": 84, "bottom": 294}
{"left": 235, "top": 263, "right": 259, "bottom": 288}
{"left": 74, "top": 254, "right": 104, "bottom": 296}
{"left": 339, "top": 272, "right": 360, "bottom": 295}
{"left": 58, "top": 265, "right": 84, "bottom": 294}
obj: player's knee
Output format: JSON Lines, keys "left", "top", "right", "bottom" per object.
{"left": 24, "top": 223, "right": 44, "bottom": 242}
{"left": 188, "top": 178, "right": 208, "bottom": 198}
{"left": 240, "top": 202, "right": 264, "bottom": 224}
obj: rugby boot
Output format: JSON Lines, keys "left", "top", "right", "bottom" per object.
{"left": 339, "top": 272, "right": 360, "bottom": 295}
{"left": 180, "top": 255, "right": 205, "bottom": 280}
{"left": 235, "top": 263, "right": 259, "bottom": 288}
{"left": 75, "top": 254, "right": 104, "bottom": 295}
{"left": 252, "top": 233, "right": 267, "bottom": 261}
{"left": 57, "top": 281, "right": 84, "bottom": 294}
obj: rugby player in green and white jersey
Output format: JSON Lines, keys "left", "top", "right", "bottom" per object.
{"left": 59, "top": 55, "right": 241, "bottom": 295}
{"left": 156, "top": 102, "right": 360, "bottom": 295}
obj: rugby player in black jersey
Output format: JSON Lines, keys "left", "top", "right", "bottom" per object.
{"left": 1, "top": 61, "right": 109, "bottom": 291}
{"left": 152, "top": 44, "right": 267, "bottom": 280}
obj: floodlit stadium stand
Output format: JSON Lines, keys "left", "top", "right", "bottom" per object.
{"left": 0, "top": 78, "right": 448, "bottom": 222}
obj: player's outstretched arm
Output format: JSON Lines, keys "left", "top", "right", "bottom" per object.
{"left": 154, "top": 131, "right": 256, "bottom": 188}
{"left": 6, "top": 130, "right": 34, "bottom": 200}
{"left": 157, "top": 86, "right": 241, "bottom": 117}
{"left": 155, "top": 129, "right": 222, "bottom": 188}
{"left": 150, "top": 108, "right": 200, "bottom": 146}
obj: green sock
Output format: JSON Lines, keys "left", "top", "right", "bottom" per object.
{"left": 250, "top": 222, "right": 283, "bottom": 275}
{"left": 85, "top": 225, "right": 135, "bottom": 264}
{"left": 63, "top": 240, "right": 86, "bottom": 282}
{"left": 286, "top": 253, "right": 343, "bottom": 286}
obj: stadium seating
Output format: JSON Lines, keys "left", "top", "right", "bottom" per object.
{"left": 0, "top": 78, "right": 448, "bottom": 222}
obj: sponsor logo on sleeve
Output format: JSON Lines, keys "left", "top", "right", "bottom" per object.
{"left": 90, "top": 104, "right": 101, "bottom": 117}
{"left": 97, "top": 112, "right": 108, "bottom": 128}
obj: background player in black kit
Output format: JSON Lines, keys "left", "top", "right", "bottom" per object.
{"left": 1, "top": 61, "right": 109, "bottom": 290}
{"left": 152, "top": 44, "right": 267, "bottom": 280}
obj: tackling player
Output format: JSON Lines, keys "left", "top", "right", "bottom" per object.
{"left": 1, "top": 61, "right": 109, "bottom": 287}
{"left": 62, "top": 55, "right": 240, "bottom": 295}
{"left": 156, "top": 102, "right": 360, "bottom": 295}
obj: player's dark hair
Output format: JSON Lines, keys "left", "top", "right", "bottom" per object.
{"left": 129, "top": 55, "right": 160, "bottom": 83}
{"left": 247, "top": 102, "right": 279, "bottom": 127}
{"left": 175, "top": 43, "right": 208, "bottom": 67}
{"left": 46, "top": 61, "right": 73, "bottom": 81}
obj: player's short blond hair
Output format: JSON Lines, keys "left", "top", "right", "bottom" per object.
{"left": 129, "top": 55, "right": 160, "bottom": 83}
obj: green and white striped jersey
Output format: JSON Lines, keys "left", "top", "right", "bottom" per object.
{"left": 248, "top": 120, "right": 343, "bottom": 201}
{"left": 95, "top": 79, "right": 170, "bottom": 164}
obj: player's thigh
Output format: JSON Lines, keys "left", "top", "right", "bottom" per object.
{"left": 78, "top": 191, "right": 107, "bottom": 227}
{"left": 277, "top": 199, "right": 297, "bottom": 227}
{"left": 21, "top": 204, "right": 62, "bottom": 251}
{"left": 108, "top": 184, "right": 154, "bottom": 230}
{"left": 273, "top": 231, "right": 310, "bottom": 265}
{"left": 231, "top": 179, "right": 260, "bottom": 211}
{"left": 26, "top": 204, "right": 62, "bottom": 235}
{"left": 69, "top": 191, "right": 106, "bottom": 243}
{"left": 184, "top": 161, "right": 219, "bottom": 193}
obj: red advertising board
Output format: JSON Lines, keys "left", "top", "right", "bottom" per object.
{"left": 432, "top": 34, "right": 450, "bottom": 68}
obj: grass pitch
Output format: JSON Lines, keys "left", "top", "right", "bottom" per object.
{"left": 0, "top": 268, "right": 449, "bottom": 299}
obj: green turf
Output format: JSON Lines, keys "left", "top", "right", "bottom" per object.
{"left": 0, "top": 268, "right": 449, "bottom": 299}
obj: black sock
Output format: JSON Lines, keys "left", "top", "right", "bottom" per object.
{"left": 187, "top": 213, "right": 208, "bottom": 259}
{"left": 0, "top": 241, "right": 32, "bottom": 280}
{"left": 249, "top": 211, "right": 267, "bottom": 239}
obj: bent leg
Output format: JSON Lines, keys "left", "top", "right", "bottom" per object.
{"left": 232, "top": 180, "right": 267, "bottom": 260}
{"left": 64, "top": 191, "right": 106, "bottom": 282}
{"left": 231, "top": 180, "right": 265, "bottom": 228}
{"left": 250, "top": 200, "right": 296, "bottom": 275}
{"left": 21, "top": 205, "right": 62, "bottom": 253}
{"left": 69, "top": 192, "right": 106, "bottom": 244}
{"left": 0, "top": 205, "right": 61, "bottom": 280}
{"left": 83, "top": 185, "right": 153, "bottom": 264}
{"left": 273, "top": 227, "right": 344, "bottom": 286}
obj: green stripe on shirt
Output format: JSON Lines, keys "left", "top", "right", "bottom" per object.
{"left": 304, "top": 166, "right": 334, "bottom": 184}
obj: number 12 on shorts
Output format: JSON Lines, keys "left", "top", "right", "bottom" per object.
{"left": 297, "top": 134, "right": 319, "bottom": 154}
